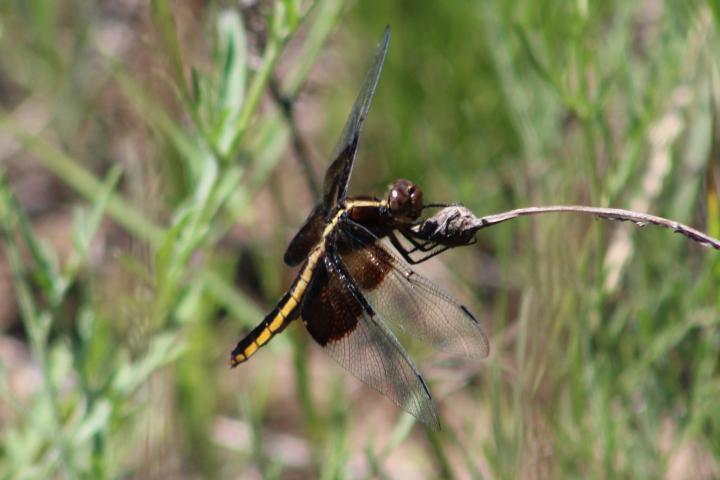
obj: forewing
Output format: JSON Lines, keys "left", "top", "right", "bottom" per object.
{"left": 341, "top": 221, "right": 490, "bottom": 358}
{"left": 284, "top": 204, "right": 326, "bottom": 266}
{"left": 322, "top": 27, "right": 391, "bottom": 210}
{"left": 301, "top": 253, "right": 439, "bottom": 430}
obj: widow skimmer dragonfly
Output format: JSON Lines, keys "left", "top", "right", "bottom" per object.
{"left": 230, "top": 27, "right": 489, "bottom": 430}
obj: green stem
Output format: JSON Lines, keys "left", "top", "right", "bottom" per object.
{"left": 292, "top": 329, "right": 318, "bottom": 430}
{"left": 227, "top": 40, "right": 281, "bottom": 158}
{"left": 0, "top": 111, "right": 264, "bottom": 322}
{"left": 0, "top": 114, "right": 164, "bottom": 244}
{"left": 227, "top": 1, "right": 297, "bottom": 159}
{"left": 0, "top": 173, "right": 79, "bottom": 477}
{"left": 285, "top": 0, "right": 346, "bottom": 98}
{"left": 425, "top": 428, "right": 455, "bottom": 480}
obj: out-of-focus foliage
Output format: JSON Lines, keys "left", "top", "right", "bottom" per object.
{"left": 0, "top": 0, "right": 719, "bottom": 478}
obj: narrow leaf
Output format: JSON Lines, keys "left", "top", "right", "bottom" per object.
{"left": 150, "top": 0, "right": 189, "bottom": 101}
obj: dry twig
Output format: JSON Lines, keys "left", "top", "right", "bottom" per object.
{"left": 412, "top": 204, "right": 720, "bottom": 250}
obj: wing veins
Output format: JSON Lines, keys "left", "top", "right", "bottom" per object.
{"left": 321, "top": 27, "right": 391, "bottom": 210}
{"left": 339, "top": 218, "right": 490, "bottom": 358}
{"left": 300, "top": 242, "right": 440, "bottom": 430}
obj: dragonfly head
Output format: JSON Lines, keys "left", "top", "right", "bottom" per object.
{"left": 387, "top": 179, "right": 423, "bottom": 222}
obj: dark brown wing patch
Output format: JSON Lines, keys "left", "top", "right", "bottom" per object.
{"left": 301, "top": 255, "right": 440, "bottom": 430}
{"left": 301, "top": 260, "right": 360, "bottom": 345}
{"left": 339, "top": 242, "right": 393, "bottom": 292}
{"left": 284, "top": 204, "right": 326, "bottom": 266}
{"left": 341, "top": 220, "right": 490, "bottom": 358}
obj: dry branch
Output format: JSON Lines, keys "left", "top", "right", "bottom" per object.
{"left": 412, "top": 205, "right": 720, "bottom": 251}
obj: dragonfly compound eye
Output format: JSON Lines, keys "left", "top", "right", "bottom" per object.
{"left": 388, "top": 179, "right": 423, "bottom": 220}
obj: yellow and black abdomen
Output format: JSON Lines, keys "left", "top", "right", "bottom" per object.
{"left": 229, "top": 291, "right": 299, "bottom": 366}
{"left": 229, "top": 251, "right": 320, "bottom": 367}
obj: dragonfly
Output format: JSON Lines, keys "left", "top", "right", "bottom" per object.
{"left": 230, "top": 27, "right": 489, "bottom": 430}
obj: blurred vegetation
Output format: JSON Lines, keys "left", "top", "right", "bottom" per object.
{"left": 0, "top": 0, "right": 719, "bottom": 478}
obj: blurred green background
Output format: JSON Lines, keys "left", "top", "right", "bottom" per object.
{"left": 1, "top": 0, "right": 719, "bottom": 478}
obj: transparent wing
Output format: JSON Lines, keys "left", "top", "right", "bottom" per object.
{"left": 322, "top": 27, "right": 391, "bottom": 210}
{"left": 340, "top": 221, "right": 490, "bottom": 358}
{"left": 301, "top": 253, "right": 439, "bottom": 430}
